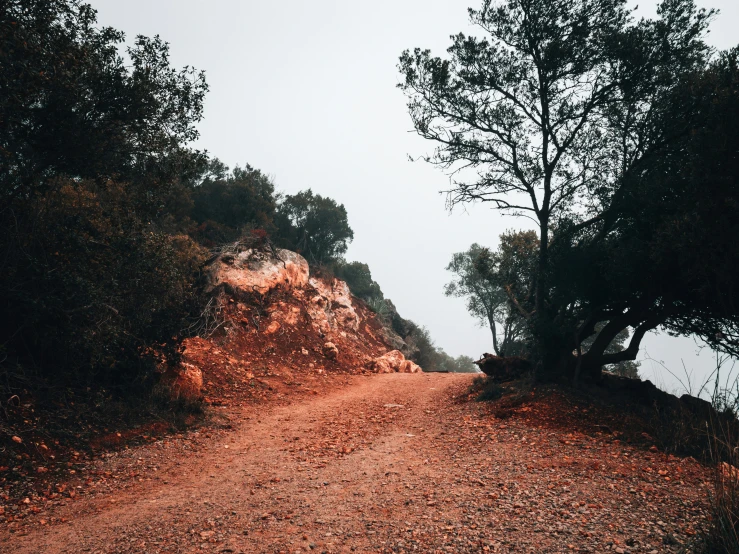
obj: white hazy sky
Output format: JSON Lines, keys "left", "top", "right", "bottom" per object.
{"left": 89, "top": 0, "right": 738, "bottom": 396}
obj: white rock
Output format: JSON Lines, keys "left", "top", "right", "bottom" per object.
{"left": 371, "top": 350, "right": 422, "bottom": 373}
{"left": 209, "top": 249, "right": 309, "bottom": 296}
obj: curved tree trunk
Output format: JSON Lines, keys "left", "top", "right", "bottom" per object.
{"left": 579, "top": 312, "right": 667, "bottom": 381}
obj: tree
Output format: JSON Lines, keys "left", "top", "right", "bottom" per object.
{"left": 274, "top": 189, "right": 354, "bottom": 265}
{"left": 332, "top": 261, "right": 384, "bottom": 304}
{"left": 399, "top": 0, "right": 723, "bottom": 381}
{"left": 445, "top": 354, "right": 480, "bottom": 373}
{"left": 581, "top": 325, "right": 640, "bottom": 379}
{"left": 190, "top": 162, "right": 277, "bottom": 245}
{"left": 445, "top": 244, "right": 507, "bottom": 353}
{"left": 0, "top": 0, "right": 208, "bottom": 207}
{"left": 445, "top": 234, "right": 534, "bottom": 356}
{"left": 0, "top": 0, "right": 209, "bottom": 388}
{"left": 567, "top": 49, "right": 739, "bottom": 375}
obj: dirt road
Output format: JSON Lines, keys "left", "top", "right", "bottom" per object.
{"left": 6, "top": 373, "right": 708, "bottom": 553}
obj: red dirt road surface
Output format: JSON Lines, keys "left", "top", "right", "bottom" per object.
{"left": 5, "top": 373, "right": 709, "bottom": 553}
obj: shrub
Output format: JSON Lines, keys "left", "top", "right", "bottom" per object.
{"left": 469, "top": 375, "right": 504, "bottom": 402}
{"left": 332, "top": 261, "right": 384, "bottom": 304}
{"left": 273, "top": 189, "right": 353, "bottom": 265}
{"left": 0, "top": 179, "right": 207, "bottom": 391}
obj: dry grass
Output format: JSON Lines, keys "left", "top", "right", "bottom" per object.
{"left": 680, "top": 354, "right": 739, "bottom": 553}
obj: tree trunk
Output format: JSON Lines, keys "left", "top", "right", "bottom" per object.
{"left": 529, "top": 310, "right": 577, "bottom": 383}
{"left": 489, "top": 316, "right": 500, "bottom": 356}
{"left": 580, "top": 313, "right": 666, "bottom": 381}
{"left": 535, "top": 214, "right": 549, "bottom": 314}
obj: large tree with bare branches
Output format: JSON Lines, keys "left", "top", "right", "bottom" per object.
{"left": 398, "top": 0, "right": 738, "bottom": 381}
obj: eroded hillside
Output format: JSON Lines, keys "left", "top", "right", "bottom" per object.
{"left": 169, "top": 245, "right": 422, "bottom": 406}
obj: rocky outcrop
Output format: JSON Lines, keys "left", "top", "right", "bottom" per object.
{"left": 170, "top": 248, "right": 422, "bottom": 400}
{"left": 399, "top": 359, "right": 422, "bottom": 373}
{"left": 380, "top": 299, "right": 421, "bottom": 361}
{"left": 377, "top": 325, "right": 407, "bottom": 353}
{"left": 305, "top": 277, "right": 360, "bottom": 334}
{"left": 371, "top": 350, "right": 421, "bottom": 374}
{"left": 208, "top": 248, "right": 309, "bottom": 296}
{"left": 206, "top": 246, "right": 362, "bottom": 339}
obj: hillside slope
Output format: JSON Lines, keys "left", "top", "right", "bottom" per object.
{"left": 169, "top": 245, "right": 421, "bottom": 406}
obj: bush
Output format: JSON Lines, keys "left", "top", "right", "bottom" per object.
{"left": 0, "top": 179, "right": 207, "bottom": 390}
{"left": 0, "top": 0, "right": 212, "bottom": 395}
{"left": 190, "top": 163, "right": 277, "bottom": 246}
{"left": 273, "top": 189, "right": 353, "bottom": 265}
{"left": 469, "top": 375, "right": 504, "bottom": 402}
{"left": 332, "top": 261, "right": 384, "bottom": 304}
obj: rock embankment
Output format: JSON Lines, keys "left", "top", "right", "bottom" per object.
{"left": 168, "top": 246, "right": 423, "bottom": 400}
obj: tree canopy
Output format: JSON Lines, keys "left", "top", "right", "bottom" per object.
{"left": 400, "top": 0, "right": 737, "bottom": 381}
{"left": 0, "top": 0, "right": 208, "bottom": 388}
{"left": 332, "top": 261, "right": 384, "bottom": 304}
{"left": 274, "top": 189, "right": 354, "bottom": 265}
{"left": 1, "top": 0, "right": 208, "bottom": 206}
{"left": 190, "top": 162, "right": 277, "bottom": 246}
{"left": 445, "top": 233, "right": 535, "bottom": 356}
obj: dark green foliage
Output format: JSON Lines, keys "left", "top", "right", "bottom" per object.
{"left": 190, "top": 162, "right": 277, "bottom": 246}
{"left": 0, "top": 0, "right": 208, "bottom": 390}
{"left": 609, "top": 50, "right": 739, "bottom": 357}
{"left": 404, "top": 324, "right": 439, "bottom": 370}
{"left": 332, "top": 261, "right": 384, "bottom": 304}
{"left": 399, "top": 323, "right": 477, "bottom": 373}
{"left": 0, "top": 0, "right": 208, "bottom": 206}
{"left": 441, "top": 354, "right": 479, "bottom": 373}
{"left": 0, "top": 179, "right": 206, "bottom": 388}
{"left": 446, "top": 232, "right": 536, "bottom": 357}
{"left": 273, "top": 189, "right": 354, "bottom": 265}
{"left": 399, "top": 0, "right": 734, "bottom": 381}
{"left": 556, "top": 49, "right": 739, "bottom": 378}
{"left": 445, "top": 244, "right": 509, "bottom": 354}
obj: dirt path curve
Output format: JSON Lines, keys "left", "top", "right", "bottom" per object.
{"left": 7, "top": 373, "right": 708, "bottom": 553}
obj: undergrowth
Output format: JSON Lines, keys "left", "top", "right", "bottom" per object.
{"left": 469, "top": 375, "right": 503, "bottom": 402}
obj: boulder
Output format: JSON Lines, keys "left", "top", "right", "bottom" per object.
{"left": 166, "top": 363, "right": 203, "bottom": 401}
{"left": 264, "top": 320, "right": 281, "bottom": 334}
{"left": 399, "top": 360, "right": 422, "bottom": 373}
{"left": 373, "top": 358, "right": 394, "bottom": 374}
{"left": 322, "top": 342, "right": 339, "bottom": 360}
{"left": 371, "top": 350, "right": 421, "bottom": 374}
{"left": 208, "top": 248, "right": 309, "bottom": 296}
{"left": 383, "top": 350, "right": 406, "bottom": 371}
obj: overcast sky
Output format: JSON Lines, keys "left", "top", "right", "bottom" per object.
{"left": 89, "top": 0, "right": 738, "bottom": 396}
